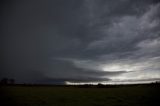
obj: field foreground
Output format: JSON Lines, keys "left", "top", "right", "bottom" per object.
{"left": 0, "top": 84, "right": 160, "bottom": 106}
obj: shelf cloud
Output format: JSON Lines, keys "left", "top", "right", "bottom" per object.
{"left": 1, "top": 0, "right": 160, "bottom": 84}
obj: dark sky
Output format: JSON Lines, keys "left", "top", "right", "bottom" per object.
{"left": 1, "top": 0, "right": 160, "bottom": 84}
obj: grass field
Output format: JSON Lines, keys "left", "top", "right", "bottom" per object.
{"left": 0, "top": 84, "right": 160, "bottom": 106}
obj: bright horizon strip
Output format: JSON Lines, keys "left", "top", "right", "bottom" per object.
{"left": 64, "top": 80, "right": 158, "bottom": 85}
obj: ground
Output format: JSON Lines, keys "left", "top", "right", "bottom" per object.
{"left": 0, "top": 84, "right": 160, "bottom": 106}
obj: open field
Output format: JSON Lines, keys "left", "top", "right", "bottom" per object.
{"left": 0, "top": 84, "right": 160, "bottom": 106}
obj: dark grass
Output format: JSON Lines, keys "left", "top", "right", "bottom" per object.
{"left": 0, "top": 84, "right": 160, "bottom": 106}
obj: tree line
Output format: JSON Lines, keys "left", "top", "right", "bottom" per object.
{"left": 0, "top": 78, "right": 15, "bottom": 85}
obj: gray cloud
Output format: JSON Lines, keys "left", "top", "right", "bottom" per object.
{"left": 1, "top": 0, "right": 160, "bottom": 84}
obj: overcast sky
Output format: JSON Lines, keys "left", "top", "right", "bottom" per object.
{"left": 1, "top": 0, "right": 160, "bottom": 84}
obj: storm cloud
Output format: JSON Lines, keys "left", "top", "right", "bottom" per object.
{"left": 1, "top": 0, "right": 160, "bottom": 84}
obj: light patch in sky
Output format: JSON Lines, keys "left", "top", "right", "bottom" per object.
{"left": 65, "top": 80, "right": 156, "bottom": 85}
{"left": 102, "top": 63, "right": 134, "bottom": 72}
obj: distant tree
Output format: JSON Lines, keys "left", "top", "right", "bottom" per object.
{"left": 9, "top": 79, "right": 15, "bottom": 84}
{"left": 97, "top": 83, "right": 104, "bottom": 88}
{"left": 0, "top": 78, "right": 9, "bottom": 85}
{"left": 98, "top": 83, "right": 103, "bottom": 86}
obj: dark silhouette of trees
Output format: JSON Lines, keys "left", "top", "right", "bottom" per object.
{"left": 0, "top": 78, "right": 15, "bottom": 85}
{"left": 0, "top": 78, "right": 8, "bottom": 85}
{"left": 9, "top": 79, "right": 15, "bottom": 84}
{"left": 97, "top": 83, "right": 105, "bottom": 88}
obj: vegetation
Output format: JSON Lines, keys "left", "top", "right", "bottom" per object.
{"left": 0, "top": 83, "right": 160, "bottom": 106}
{"left": 0, "top": 78, "right": 15, "bottom": 85}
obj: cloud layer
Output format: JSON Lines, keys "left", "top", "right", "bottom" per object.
{"left": 1, "top": 0, "right": 160, "bottom": 84}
